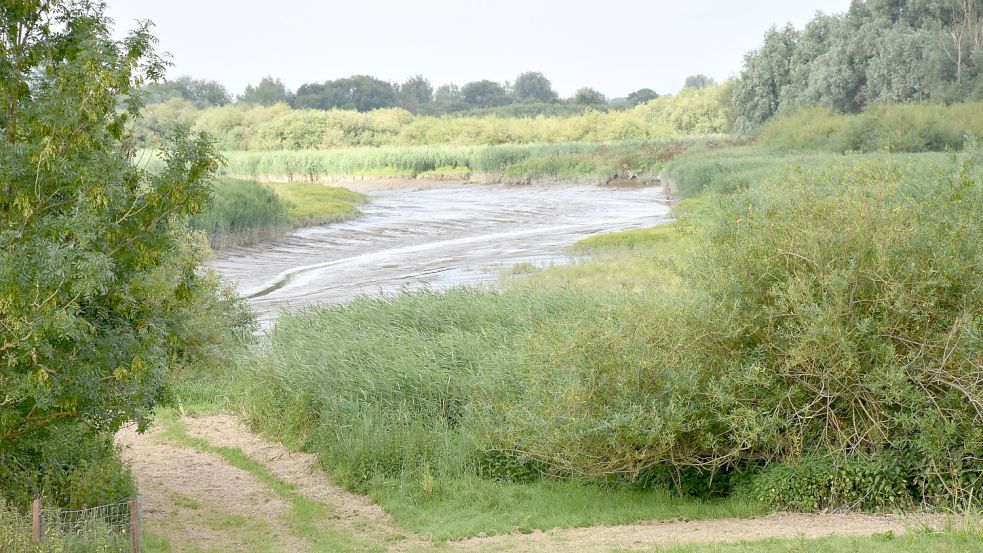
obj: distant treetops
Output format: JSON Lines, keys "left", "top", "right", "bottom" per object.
{"left": 144, "top": 71, "right": 671, "bottom": 115}
{"left": 144, "top": 0, "right": 983, "bottom": 129}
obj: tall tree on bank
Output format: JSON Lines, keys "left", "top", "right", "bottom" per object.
{"left": 462, "top": 80, "right": 512, "bottom": 108}
{"left": 398, "top": 75, "right": 433, "bottom": 114}
{"left": 145, "top": 75, "right": 232, "bottom": 107}
{"left": 240, "top": 76, "right": 291, "bottom": 106}
{"left": 0, "top": 0, "right": 244, "bottom": 488}
{"left": 734, "top": 0, "right": 983, "bottom": 126}
{"left": 512, "top": 71, "right": 558, "bottom": 103}
{"left": 574, "top": 87, "right": 607, "bottom": 106}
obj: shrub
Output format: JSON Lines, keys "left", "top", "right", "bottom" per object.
{"left": 737, "top": 456, "right": 912, "bottom": 511}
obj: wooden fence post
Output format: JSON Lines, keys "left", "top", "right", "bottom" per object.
{"left": 130, "top": 495, "right": 142, "bottom": 553}
{"left": 31, "top": 496, "right": 41, "bottom": 541}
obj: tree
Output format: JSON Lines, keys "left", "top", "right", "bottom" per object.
{"left": 626, "top": 88, "right": 660, "bottom": 106}
{"left": 0, "top": 0, "right": 244, "bottom": 496}
{"left": 684, "top": 74, "right": 716, "bottom": 89}
{"left": 513, "top": 71, "right": 558, "bottom": 103}
{"left": 461, "top": 80, "right": 512, "bottom": 108}
{"left": 941, "top": 0, "right": 983, "bottom": 86}
{"left": 433, "top": 83, "right": 467, "bottom": 113}
{"left": 398, "top": 75, "right": 433, "bottom": 113}
{"left": 732, "top": 24, "right": 799, "bottom": 125}
{"left": 240, "top": 76, "right": 291, "bottom": 106}
{"left": 331, "top": 75, "right": 398, "bottom": 112}
{"left": 292, "top": 82, "right": 329, "bottom": 109}
{"left": 294, "top": 75, "right": 398, "bottom": 112}
{"left": 145, "top": 76, "right": 231, "bottom": 107}
{"left": 574, "top": 87, "right": 607, "bottom": 106}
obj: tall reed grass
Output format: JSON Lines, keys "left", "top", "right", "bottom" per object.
{"left": 221, "top": 141, "right": 696, "bottom": 185}
{"left": 190, "top": 179, "right": 365, "bottom": 248}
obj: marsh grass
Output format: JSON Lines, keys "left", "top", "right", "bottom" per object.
{"left": 220, "top": 140, "right": 694, "bottom": 185}
{"left": 190, "top": 178, "right": 366, "bottom": 248}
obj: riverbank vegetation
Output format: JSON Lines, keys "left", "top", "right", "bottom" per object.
{"left": 135, "top": 85, "right": 732, "bottom": 150}
{"left": 224, "top": 137, "right": 982, "bottom": 540}
{"left": 190, "top": 179, "right": 365, "bottom": 248}
{"left": 219, "top": 141, "right": 696, "bottom": 184}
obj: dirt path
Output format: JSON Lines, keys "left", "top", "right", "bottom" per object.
{"left": 117, "top": 413, "right": 949, "bottom": 553}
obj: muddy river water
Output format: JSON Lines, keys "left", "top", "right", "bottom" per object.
{"left": 212, "top": 183, "right": 672, "bottom": 329}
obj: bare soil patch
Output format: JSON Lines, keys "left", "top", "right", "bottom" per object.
{"left": 448, "top": 512, "right": 948, "bottom": 552}
{"left": 185, "top": 414, "right": 427, "bottom": 550}
{"left": 116, "top": 424, "right": 308, "bottom": 552}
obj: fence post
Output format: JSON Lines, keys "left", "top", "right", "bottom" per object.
{"left": 31, "top": 496, "right": 41, "bottom": 541}
{"left": 130, "top": 495, "right": 142, "bottom": 553}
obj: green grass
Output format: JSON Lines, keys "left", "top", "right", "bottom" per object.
{"left": 370, "top": 476, "right": 762, "bottom": 541}
{"left": 220, "top": 140, "right": 695, "bottom": 185}
{"left": 626, "top": 525, "right": 983, "bottom": 552}
{"left": 275, "top": 182, "right": 365, "bottom": 224}
{"left": 190, "top": 178, "right": 366, "bottom": 248}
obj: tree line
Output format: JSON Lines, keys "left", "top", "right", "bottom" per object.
{"left": 733, "top": 0, "right": 983, "bottom": 127}
{"left": 144, "top": 72, "right": 717, "bottom": 115}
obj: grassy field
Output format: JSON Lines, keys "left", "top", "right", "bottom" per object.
{"left": 190, "top": 178, "right": 366, "bottom": 248}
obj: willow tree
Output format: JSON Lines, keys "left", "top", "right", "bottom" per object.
{"left": 0, "top": 1, "right": 240, "bottom": 473}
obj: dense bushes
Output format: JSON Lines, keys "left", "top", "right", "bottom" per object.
{"left": 134, "top": 86, "right": 732, "bottom": 151}
{"left": 238, "top": 150, "right": 982, "bottom": 510}
{"left": 0, "top": 425, "right": 135, "bottom": 511}
{"left": 758, "top": 103, "right": 983, "bottom": 153}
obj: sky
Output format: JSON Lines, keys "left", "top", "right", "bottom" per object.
{"left": 105, "top": 0, "right": 853, "bottom": 99}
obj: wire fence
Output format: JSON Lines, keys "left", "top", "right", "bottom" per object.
{"left": 0, "top": 496, "right": 142, "bottom": 552}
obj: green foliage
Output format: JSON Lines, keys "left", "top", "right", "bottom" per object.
{"left": 461, "top": 80, "right": 512, "bottom": 108}
{"left": 0, "top": 425, "right": 134, "bottom": 510}
{"left": 733, "top": 1, "right": 983, "bottom": 126}
{"left": 134, "top": 86, "right": 734, "bottom": 151}
{"left": 626, "top": 88, "right": 660, "bottom": 107}
{"left": 236, "top": 149, "right": 983, "bottom": 512}
{"left": 759, "top": 103, "right": 983, "bottom": 153}
{"left": 239, "top": 76, "right": 290, "bottom": 106}
{"left": 512, "top": 72, "right": 558, "bottom": 103}
{"left": 190, "top": 179, "right": 288, "bottom": 237}
{"left": 684, "top": 74, "right": 716, "bottom": 89}
{"left": 188, "top": 179, "right": 364, "bottom": 248}
{"left": 574, "top": 87, "right": 607, "bottom": 106}
{"left": 293, "top": 75, "right": 398, "bottom": 112}
{"left": 0, "top": 1, "right": 247, "bottom": 509}
{"left": 370, "top": 475, "right": 760, "bottom": 541}
{"left": 144, "top": 75, "right": 231, "bottom": 108}
{"left": 397, "top": 75, "right": 433, "bottom": 114}
{"left": 219, "top": 141, "right": 687, "bottom": 185}
{"left": 0, "top": 498, "right": 132, "bottom": 553}
{"left": 738, "top": 456, "right": 912, "bottom": 511}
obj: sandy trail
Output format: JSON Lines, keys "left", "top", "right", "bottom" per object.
{"left": 117, "top": 425, "right": 309, "bottom": 553}
{"left": 118, "top": 413, "right": 950, "bottom": 552}
{"left": 448, "top": 512, "right": 946, "bottom": 552}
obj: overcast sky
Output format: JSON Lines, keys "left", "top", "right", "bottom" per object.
{"left": 106, "top": 0, "right": 852, "bottom": 99}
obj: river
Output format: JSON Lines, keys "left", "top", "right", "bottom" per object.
{"left": 211, "top": 183, "right": 672, "bottom": 329}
